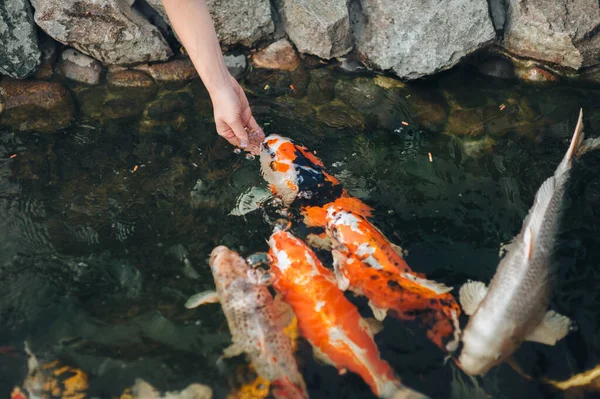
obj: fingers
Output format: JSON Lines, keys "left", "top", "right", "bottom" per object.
{"left": 245, "top": 116, "right": 265, "bottom": 155}
{"left": 229, "top": 119, "right": 249, "bottom": 150}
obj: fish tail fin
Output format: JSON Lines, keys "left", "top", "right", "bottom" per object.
{"left": 332, "top": 194, "right": 374, "bottom": 218}
{"left": 301, "top": 205, "right": 328, "bottom": 227}
{"left": 381, "top": 382, "right": 430, "bottom": 399}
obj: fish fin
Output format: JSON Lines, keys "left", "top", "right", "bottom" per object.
{"left": 524, "top": 227, "right": 534, "bottom": 260}
{"left": 312, "top": 345, "right": 336, "bottom": 367}
{"left": 221, "top": 342, "right": 245, "bottom": 359}
{"left": 390, "top": 243, "right": 406, "bottom": 259}
{"left": 331, "top": 249, "right": 351, "bottom": 291}
{"left": 400, "top": 273, "right": 453, "bottom": 295}
{"left": 301, "top": 205, "right": 328, "bottom": 227}
{"left": 369, "top": 300, "right": 388, "bottom": 321}
{"left": 332, "top": 195, "right": 373, "bottom": 218}
{"left": 360, "top": 317, "right": 384, "bottom": 337}
{"left": 505, "top": 355, "right": 535, "bottom": 382}
{"left": 305, "top": 232, "right": 333, "bottom": 251}
{"left": 525, "top": 310, "right": 572, "bottom": 345}
{"left": 577, "top": 136, "right": 600, "bottom": 158}
{"left": 458, "top": 281, "right": 488, "bottom": 316}
{"left": 184, "top": 291, "right": 219, "bottom": 309}
{"left": 383, "top": 383, "right": 430, "bottom": 399}
{"left": 564, "top": 108, "right": 584, "bottom": 163}
{"left": 272, "top": 293, "right": 296, "bottom": 330}
{"left": 229, "top": 186, "right": 273, "bottom": 216}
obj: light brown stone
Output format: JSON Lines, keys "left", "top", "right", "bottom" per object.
{"left": 252, "top": 39, "right": 299, "bottom": 71}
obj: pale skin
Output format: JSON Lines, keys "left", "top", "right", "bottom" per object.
{"left": 162, "top": 0, "right": 265, "bottom": 154}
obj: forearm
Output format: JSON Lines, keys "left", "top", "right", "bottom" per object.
{"left": 161, "top": 0, "right": 230, "bottom": 95}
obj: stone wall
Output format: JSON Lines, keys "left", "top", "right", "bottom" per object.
{"left": 1, "top": 0, "right": 600, "bottom": 84}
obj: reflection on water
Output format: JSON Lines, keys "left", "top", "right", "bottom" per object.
{"left": 1, "top": 66, "right": 600, "bottom": 399}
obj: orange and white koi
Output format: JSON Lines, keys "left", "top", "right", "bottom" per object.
{"left": 268, "top": 229, "right": 428, "bottom": 399}
{"left": 186, "top": 246, "right": 308, "bottom": 399}
{"left": 260, "top": 134, "right": 368, "bottom": 210}
{"left": 303, "top": 204, "right": 462, "bottom": 353}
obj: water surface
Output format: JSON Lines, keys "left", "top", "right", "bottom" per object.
{"left": 1, "top": 65, "right": 599, "bottom": 398}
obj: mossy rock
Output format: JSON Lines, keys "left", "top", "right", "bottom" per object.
{"left": 0, "top": 79, "right": 74, "bottom": 133}
{"left": 335, "top": 77, "right": 385, "bottom": 110}
{"left": 145, "top": 90, "right": 194, "bottom": 121}
{"left": 306, "top": 68, "right": 335, "bottom": 106}
{"left": 317, "top": 100, "right": 365, "bottom": 129}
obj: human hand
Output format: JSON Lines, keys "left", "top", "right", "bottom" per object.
{"left": 210, "top": 74, "right": 265, "bottom": 155}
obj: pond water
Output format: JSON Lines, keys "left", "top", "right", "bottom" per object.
{"left": 1, "top": 64, "right": 599, "bottom": 399}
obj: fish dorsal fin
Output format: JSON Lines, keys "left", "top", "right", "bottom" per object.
{"left": 368, "top": 300, "right": 388, "bottom": 321}
{"left": 360, "top": 317, "right": 384, "bottom": 337}
{"left": 525, "top": 310, "right": 572, "bottom": 345}
{"left": 524, "top": 227, "right": 534, "bottom": 260}
{"left": 459, "top": 281, "right": 488, "bottom": 316}
{"left": 185, "top": 291, "right": 220, "bottom": 309}
{"left": 564, "top": 108, "right": 584, "bottom": 163}
{"left": 390, "top": 243, "right": 406, "bottom": 259}
{"left": 401, "top": 273, "right": 453, "bottom": 295}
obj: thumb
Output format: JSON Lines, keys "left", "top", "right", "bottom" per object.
{"left": 229, "top": 119, "right": 249, "bottom": 149}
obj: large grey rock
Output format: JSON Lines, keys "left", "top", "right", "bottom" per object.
{"left": 145, "top": 0, "right": 274, "bottom": 47}
{"left": 0, "top": 0, "right": 41, "bottom": 78}
{"left": 503, "top": 0, "right": 600, "bottom": 70}
{"left": 352, "top": 0, "right": 495, "bottom": 80}
{"left": 31, "top": 0, "right": 172, "bottom": 65}
{"left": 276, "top": 0, "right": 352, "bottom": 59}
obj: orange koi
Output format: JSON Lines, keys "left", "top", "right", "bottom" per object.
{"left": 268, "top": 229, "right": 427, "bottom": 399}
{"left": 303, "top": 205, "right": 461, "bottom": 353}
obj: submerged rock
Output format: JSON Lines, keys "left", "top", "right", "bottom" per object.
{"left": 503, "top": 0, "right": 600, "bottom": 71}
{"left": 335, "top": 77, "right": 385, "bottom": 110}
{"left": 446, "top": 109, "right": 485, "bottom": 137}
{"left": 252, "top": 39, "right": 300, "bottom": 71}
{"left": 224, "top": 54, "right": 247, "bottom": 79}
{"left": 317, "top": 100, "right": 365, "bottom": 129}
{"left": 515, "top": 65, "right": 560, "bottom": 84}
{"left": 477, "top": 56, "right": 515, "bottom": 79}
{"left": 57, "top": 48, "right": 104, "bottom": 85}
{"left": 0, "top": 79, "right": 74, "bottom": 132}
{"left": 145, "top": 90, "right": 194, "bottom": 121}
{"left": 133, "top": 58, "right": 198, "bottom": 89}
{"left": 102, "top": 98, "right": 145, "bottom": 120}
{"left": 145, "top": 0, "right": 273, "bottom": 47}
{"left": 33, "top": 33, "right": 58, "bottom": 80}
{"left": 352, "top": 0, "right": 495, "bottom": 80}
{"left": 107, "top": 69, "right": 157, "bottom": 101}
{"left": 306, "top": 67, "right": 335, "bottom": 105}
{"left": 71, "top": 85, "right": 107, "bottom": 121}
{"left": 373, "top": 75, "right": 406, "bottom": 90}
{"left": 0, "top": 0, "right": 41, "bottom": 79}
{"left": 31, "top": 0, "right": 172, "bottom": 65}
{"left": 276, "top": 0, "right": 352, "bottom": 59}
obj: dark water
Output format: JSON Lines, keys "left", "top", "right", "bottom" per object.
{"left": 1, "top": 65, "right": 600, "bottom": 399}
